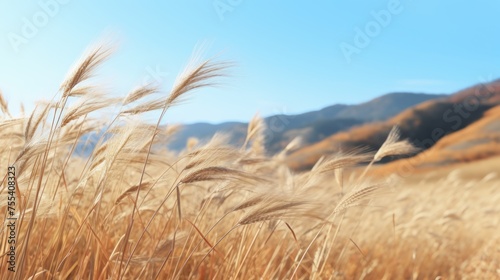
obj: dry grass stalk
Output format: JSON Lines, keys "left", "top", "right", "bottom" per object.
{"left": 179, "top": 166, "right": 268, "bottom": 185}
{"left": 0, "top": 90, "right": 11, "bottom": 117}
{"left": 238, "top": 200, "right": 308, "bottom": 225}
{"left": 318, "top": 149, "right": 374, "bottom": 174}
{"left": 24, "top": 103, "right": 52, "bottom": 142}
{"left": 374, "top": 126, "right": 420, "bottom": 161}
{"left": 332, "top": 184, "right": 384, "bottom": 214}
{"left": 61, "top": 94, "right": 120, "bottom": 127}
{"left": 166, "top": 56, "right": 230, "bottom": 108}
{"left": 123, "top": 84, "right": 159, "bottom": 106}
{"left": 60, "top": 45, "right": 114, "bottom": 97}
{"left": 115, "top": 182, "right": 153, "bottom": 204}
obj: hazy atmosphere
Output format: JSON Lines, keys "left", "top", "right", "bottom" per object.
{"left": 1, "top": 1, "right": 499, "bottom": 279}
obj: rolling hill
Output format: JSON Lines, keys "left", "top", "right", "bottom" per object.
{"left": 287, "top": 80, "right": 500, "bottom": 171}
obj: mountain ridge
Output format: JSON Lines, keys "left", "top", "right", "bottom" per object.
{"left": 167, "top": 92, "right": 445, "bottom": 152}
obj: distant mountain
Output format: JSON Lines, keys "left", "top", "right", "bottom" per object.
{"left": 335, "top": 93, "right": 447, "bottom": 121}
{"left": 167, "top": 92, "right": 445, "bottom": 152}
{"left": 286, "top": 80, "right": 500, "bottom": 171}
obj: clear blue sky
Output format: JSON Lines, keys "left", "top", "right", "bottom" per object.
{"left": 1, "top": 1, "right": 499, "bottom": 124}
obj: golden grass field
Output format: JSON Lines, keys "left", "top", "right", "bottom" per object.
{"left": 0, "top": 45, "right": 499, "bottom": 279}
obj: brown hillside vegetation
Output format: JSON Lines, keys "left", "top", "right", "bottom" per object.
{"left": 287, "top": 80, "right": 500, "bottom": 171}
{"left": 374, "top": 105, "right": 500, "bottom": 175}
